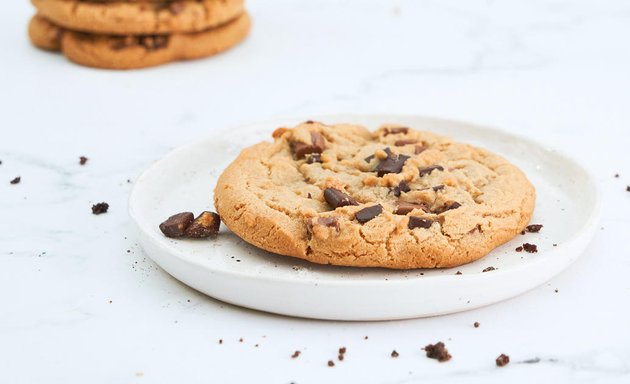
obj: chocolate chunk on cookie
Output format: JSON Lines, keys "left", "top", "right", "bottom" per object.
{"left": 324, "top": 188, "right": 358, "bottom": 209}
{"left": 355, "top": 205, "right": 383, "bottom": 224}
{"left": 292, "top": 132, "right": 325, "bottom": 159}
{"left": 375, "top": 148, "right": 410, "bottom": 177}
{"left": 408, "top": 216, "right": 433, "bottom": 229}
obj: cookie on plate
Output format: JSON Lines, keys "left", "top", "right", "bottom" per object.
{"left": 31, "top": 0, "right": 245, "bottom": 35}
{"left": 214, "top": 121, "right": 536, "bottom": 269}
{"left": 28, "top": 12, "right": 250, "bottom": 69}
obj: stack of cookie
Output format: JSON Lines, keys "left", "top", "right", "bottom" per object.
{"left": 28, "top": 0, "right": 250, "bottom": 69}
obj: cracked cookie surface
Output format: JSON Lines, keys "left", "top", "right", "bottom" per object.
{"left": 214, "top": 122, "right": 536, "bottom": 269}
{"left": 31, "top": 0, "right": 244, "bottom": 34}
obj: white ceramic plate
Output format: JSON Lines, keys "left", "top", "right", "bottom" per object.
{"left": 129, "top": 115, "right": 600, "bottom": 321}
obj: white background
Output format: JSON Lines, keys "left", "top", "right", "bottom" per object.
{"left": 1, "top": 0, "right": 629, "bottom": 383}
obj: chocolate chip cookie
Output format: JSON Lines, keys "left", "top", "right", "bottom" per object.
{"left": 31, "top": 0, "right": 245, "bottom": 35}
{"left": 29, "top": 12, "right": 250, "bottom": 69}
{"left": 214, "top": 122, "right": 536, "bottom": 269}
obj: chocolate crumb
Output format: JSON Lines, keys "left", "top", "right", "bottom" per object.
{"left": 526, "top": 224, "right": 543, "bottom": 233}
{"left": 338, "top": 354, "right": 344, "bottom": 361}
{"left": 291, "top": 351, "right": 301, "bottom": 359}
{"left": 515, "top": 246, "right": 523, "bottom": 252}
{"left": 554, "top": 289, "right": 558, "bottom": 293}
{"left": 239, "top": 338, "right": 243, "bottom": 343}
{"left": 79, "top": 156, "right": 88, "bottom": 165}
{"left": 553, "top": 243, "right": 558, "bottom": 247}
{"left": 627, "top": 186, "right": 630, "bottom": 192}
{"left": 482, "top": 266, "right": 496, "bottom": 272}
{"left": 418, "top": 165, "right": 444, "bottom": 177}
{"left": 91, "top": 202, "right": 109, "bottom": 215}
{"left": 255, "top": 344, "right": 259, "bottom": 348}
{"left": 521, "top": 230, "right": 526, "bottom": 235}
{"left": 327, "top": 360, "right": 335, "bottom": 367}
{"left": 364, "top": 336, "right": 369, "bottom": 340}
{"left": 522, "top": 243, "right": 538, "bottom": 253}
{"left": 10, "top": 176, "right": 20, "bottom": 184}
{"left": 424, "top": 342, "right": 451, "bottom": 362}
{"left": 307, "top": 193, "right": 312, "bottom": 199}
{"left": 496, "top": 354, "right": 510, "bottom": 367}
{"left": 432, "top": 184, "right": 445, "bottom": 192}
{"left": 355, "top": 204, "right": 383, "bottom": 224}
{"left": 219, "top": 339, "right": 223, "bottom": 344}
{"left": 614, "top": 173, "right": 619, "bottom": 178}
{"left": 339, "top": 347, "right": 346, "bottom": 355}
{"left": 391, "top": 350, "right": 399, "bottom": 358}
{"left": 474, "top": 322, "right": 480, "bottom": 328}
{"left": 159, "top": 212, "right": 194, "bottom": 238}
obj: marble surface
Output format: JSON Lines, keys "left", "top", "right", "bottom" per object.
{"left": 1, "top": 0, "right": 629, "bottom": 383}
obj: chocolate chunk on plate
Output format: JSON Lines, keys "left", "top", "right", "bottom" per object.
{"left": 496, "top": 354, "right": 510, "bottom": 367}
{"left": 324, "top": 188, "right": 358, "bottom": 208}
{"left": 292, "top": 132, "right": 326, "bottom": 159}
{"left": 375, "top": 148, "right": 410, "bottom": 177}
{"left": 159, "top": 212, "right": 194, "bottom": 238}
{"left": 185, "top": 211, "right": 221, "bottom": 238}
{"left": 355, "top": 204, "right": 383, "bottom": 224}
{"left": 408, "top": 216, "right": 433, "bottom": 229}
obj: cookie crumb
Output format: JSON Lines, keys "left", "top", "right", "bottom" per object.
{"left": 482, "top": 266, "right": 496, "bottom": 272}
{"left": 424, "top": 342, "right": 451, "bottom": 362}
{"left": 391, "top": 350, "right": 399, "bottom": 358}
{"left": 10, "top": 176, "right": 20, "bottom": 185}
{"left": 525, "top": 224, "right": 543, "bottom": 233}
{"left": 92, "top": 202, "right": 109, "bottom": 215}
{"left": 474, "top": 322, "right": 480, "bottom": 328}
{"left": 327, "top": 360, "right": 335, "bottom": 367}
{"left": 79, "top": 156, "right": 88, "bottom": 165}
{"left": 291, "top": 350, "right": 301, "bottom": 359}
{"left": 522, "top": 243, "right": 538, "bottom": 253}
{"left": 455, "top": 271, "right": 462, "bottom": 275}
{"left": 496, "top": 354, "right": 510, "bottom": 367}
{"left": 515, "top": 246, "right": 524, "bottom": 252}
